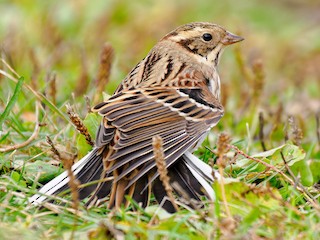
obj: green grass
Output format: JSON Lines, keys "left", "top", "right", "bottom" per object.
{"left": 0, "top": 0, "right": 320, "bottom": 239}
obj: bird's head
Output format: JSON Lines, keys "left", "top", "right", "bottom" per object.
{"left": 162, "top": 22, "right": 243, "bottom": 66}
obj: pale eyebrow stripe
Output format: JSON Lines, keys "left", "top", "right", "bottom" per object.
{"left": 169, "top": 27, "right": 205, "bottom": 41}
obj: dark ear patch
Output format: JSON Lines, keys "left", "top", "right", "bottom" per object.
{"left": 178, "top": 38, "right": 201, "bottom": 55}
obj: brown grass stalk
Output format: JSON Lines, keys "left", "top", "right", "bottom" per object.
{"left": 66, "top": 103, "right": 94, "bottom": 146}
{"left": 63, "top": 158, "right": 80, "bottom": 212}
{"left": 46, "top": 136, "right": 61, "bottom": 158}
{"left": 152, "top": 135, "right": 179, "bottom": 212}
{"left": 29, "top": 49, "right": 40, "bottom": 90}
{"left": 316, "top": 111, "right": 320, "bottom": 148}
{"left": 259, "top": 111, "right": 267, "bottom": 151}
{"left": 46, "top": 136, "right": 80, "bottom": 213}
{"left": 234, "top": 46, "right": 252, "bottom": 85}
{"left": 251, "top": 59, "right": 265, "bottom": 103}
{"left": 93, "top": 43, "right": 114, "bottom": 103}
{"left": 47, "top": 72, "right": 57, "bottom": 106}
{"left": 74, "top": 50, "right": 89, "bottom": 97}
{"left": 216, "top": 133, "right": 232, "bottom": 219}
{"left": 287, "top": 115, "right": 303, "bottom": 146}
{"left": 84, "top": 95, "right": 92, "bottom": 113}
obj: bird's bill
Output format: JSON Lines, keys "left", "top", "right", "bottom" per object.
{"left": 221, "top": 31, "right": 244, "bottom": 45}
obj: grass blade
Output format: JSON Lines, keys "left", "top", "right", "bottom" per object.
{"left": 0, "top": 76, "right": 24, "bottom": 130}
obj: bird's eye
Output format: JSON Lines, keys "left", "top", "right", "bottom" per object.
{"left": 202, "top": 33, "right": 212, "bottom": 41}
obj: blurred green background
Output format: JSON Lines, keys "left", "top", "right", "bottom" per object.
{"left": 1, "top": 0, "right": 319, "bottom": 97}
{"left": 1, "top": 0, "right": 319, "bottom": 149}
{"left": 0, "top": 1, "right": 320, "bottom": 239}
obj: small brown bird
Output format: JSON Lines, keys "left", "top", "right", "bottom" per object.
{"left": 30, "top": 22, "right": 243, "bottom": 212}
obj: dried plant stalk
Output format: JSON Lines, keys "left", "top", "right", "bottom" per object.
{"left": 63, "top": 156, "right": 80, "bottom": 211}
{"left": 47, "top": 72, "right": 57, "bottom": 106}
{"left": 316, "top": 111, "right": 320, "bottom": 147}
{"left": 234, "top": 46, "right": 252, "bottom": 85}
{"left": 46, "top": 136, "right": 80, "bottom": 211}
{"left": 66, "top": 104, "right": 94, "bottom": 146}
{"left": 216, "top": 133, "right": 232, "bottom": 218}
{"left": 287, "top": 115, "right": 303, "bottom": 146}
{"left": 74, "top": 50, "right": 89, "bottom": 97}
{"left": 29, "top": 49, "right": 40, "bottom": 90}
{"left": 251, "top": 59, "right": 265, "bottom": 103}
{"left": 84, "top": 95, "right": 92, "bottom": 113}
{"left": 152, "top": 135, "right": 179, "bottom": 212}
{"left": 94, "top": 43, "right": 114, "bottom": 103}
{"left": 259, "top": 111, "right": 267, "bottom": 151}
{"left": 216, "top": 133, "right": 231, "bottom": 165}
{"left": 46, "top": 136, "right": 61, "bottom": 158}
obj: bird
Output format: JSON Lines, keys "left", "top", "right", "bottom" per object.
{"left": 29, "top": 22, "right": 243, "bottom": 213}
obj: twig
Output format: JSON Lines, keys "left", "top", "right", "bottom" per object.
{"left": 152, "top": 135, "right": 179, "bottom": 212}
{"left": 46, "top": 136, "right": 61, "bottom": 158}
{"left": 171, "top": 181, "right": 201, "bottom": 210}
{"left": 229, "top": 144, "right": 320, "bottom": 212}
{"left": 1, "top": 58, "right": 20, "bottom": 78}
{"left": 280, "top": 151, "right": 319, "bottom": 210}
{"left": 229, "top": 144, "right": 293, "bottom": 183}
{"left": 0, "top": 101, "right": 41, "bottom": 152}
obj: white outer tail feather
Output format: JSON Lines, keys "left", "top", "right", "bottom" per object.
{"left": 183, "top": 151, "right": 219, "bottom": 200}
{"left": 29, "top": 149, "right": 96, "bottom": 205}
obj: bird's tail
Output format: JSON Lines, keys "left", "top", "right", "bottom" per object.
{"left": 30, "top": 148, "right": 218, "bottom": 212}
{"left": 153, "top": 151, "right": 219, "bottom": 213}
{"left": 29, "top": 148, "right": 107, "bottom": 205}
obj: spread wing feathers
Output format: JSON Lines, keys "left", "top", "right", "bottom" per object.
{"left": 91, "top": 87, "right": 223, "bottom": 205}
{"left": 95, "top": 118, "right": 116, "bottom": 148}
{"left": 31, "top": 84, "right": 223, "bottom": 209}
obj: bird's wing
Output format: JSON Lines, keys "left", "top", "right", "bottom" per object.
{"left": 92, "top": 81, "right": 223, "bottom": 189}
